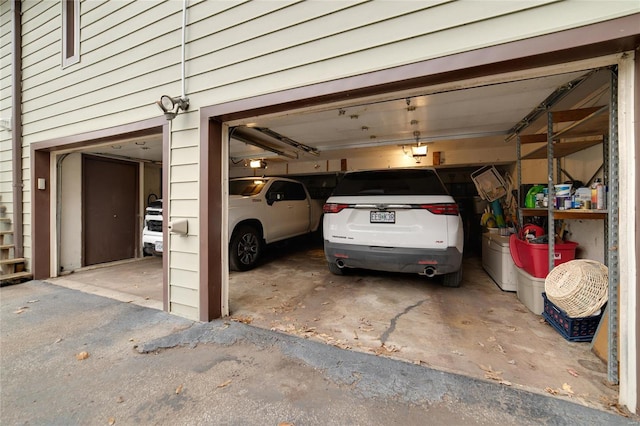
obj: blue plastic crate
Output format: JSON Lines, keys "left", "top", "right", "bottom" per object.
{"left": 542, "top": 293, "right": 604, "bottom": 342}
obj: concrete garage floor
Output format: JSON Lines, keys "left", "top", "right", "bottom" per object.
{"left": 49, "top": 238, "right": 621, "bottom": 415}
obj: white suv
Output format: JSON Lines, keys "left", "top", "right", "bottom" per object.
{"left": 322, "top": 168, "right": 464, "bottom": 287}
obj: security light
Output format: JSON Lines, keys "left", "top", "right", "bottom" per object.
{"left": 156, "top": 95, "right": 189, "bottom": 120}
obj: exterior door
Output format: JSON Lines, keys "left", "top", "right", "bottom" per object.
{"left": 83, "top": 155, "right": 138, "bottom": 266}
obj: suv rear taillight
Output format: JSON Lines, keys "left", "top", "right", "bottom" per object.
{"left": 420, "top": 203, "right": 459, "bottom": 215}
{"left": 323, "top": 203, "right": 349, "bottom": 214}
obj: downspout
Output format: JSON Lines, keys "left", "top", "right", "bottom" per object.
{"left": 11, "top": 0, "right": 24, "bottom": 259}
{"left": 181, "top": 0, "right": 187, "bottom": 99}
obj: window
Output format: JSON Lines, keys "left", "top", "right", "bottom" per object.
{"left": 62, "top": 0, "right": 80, "bottom": 67}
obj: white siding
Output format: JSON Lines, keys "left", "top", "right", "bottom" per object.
{"left": 15, "top": 0, "right": 640, "bottom": 318}
{"left": 0, "top": 0, "right": 13, "bottom": 222}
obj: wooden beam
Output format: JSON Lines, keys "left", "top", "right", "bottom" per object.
{"left": 551, "top": 106, "right": 605, "bottom": 123}
{"left": 519, "top": 133, "right": 548, "bottom": 144}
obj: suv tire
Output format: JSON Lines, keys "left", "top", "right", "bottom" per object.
{"left": 442, "top": 268, "right": 463, "bottom": 288}
{"left": 327, "top": 262, "right": 345, "bottom": 275}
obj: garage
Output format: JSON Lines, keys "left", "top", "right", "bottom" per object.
{"left": 18, "top": 2, "right": 637, "bottom": 414}
{"left": 185, "top": 61, "right": 622, "bottom": 411}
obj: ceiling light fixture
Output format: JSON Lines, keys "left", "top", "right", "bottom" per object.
{"left": 155, "top": 95, "right": 189, "bottom": 120}
{"left": 410, "top": 131, "right": 427, "bottom": 163}
{"left": 249, "top": 159, "right": 266, "bottom": 169}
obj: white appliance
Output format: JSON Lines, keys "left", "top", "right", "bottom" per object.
{"left": 482, "top": 232, "right": 517, "bottom": 291}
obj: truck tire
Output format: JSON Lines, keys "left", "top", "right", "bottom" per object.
{"left": 230, "top": 225, "right": 262, "bottom": 271}
{"left": 442, "top": 268, "right": 463, "bottom": 288}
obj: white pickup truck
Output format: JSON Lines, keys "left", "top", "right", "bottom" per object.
{"left": 228, "top": 177, "right": 323, "bottom": 271}
{"left": 143, "top": 177, "right": 323, "bottom": 268}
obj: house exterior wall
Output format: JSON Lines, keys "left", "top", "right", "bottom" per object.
{"left": 8, "top": 1, "right": 640, "bottom": 316}
{"left": 0, "top": 0, "right": 14, "bottom": 234}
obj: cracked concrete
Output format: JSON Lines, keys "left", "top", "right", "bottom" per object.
{"left": 380, "top": 299, "right": 427, "bottom": 344}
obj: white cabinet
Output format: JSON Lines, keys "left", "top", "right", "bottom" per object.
{"left": 482, "top": 233, "right": 517, "bottom": 291}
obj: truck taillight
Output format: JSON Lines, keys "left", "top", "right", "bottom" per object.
{"left": 420, "top": 203, "right": 459, "bottom": 215}
{"left": 323, "top": 203, "right": 349, "bottom": 214}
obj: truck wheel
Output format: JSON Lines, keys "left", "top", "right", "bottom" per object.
{"left": 230, "top": 226, "right": 262, "bottom": 271}
{"left": 442, "top": 268, "right": 463, "bottom": 288}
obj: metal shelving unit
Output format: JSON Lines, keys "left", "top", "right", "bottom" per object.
{"left": 515, "top": 67, "right": 619, "bottom": 383}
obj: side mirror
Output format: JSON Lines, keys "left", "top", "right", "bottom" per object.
{"left": 267, "top": 192, "right": 284, "bottom": 205}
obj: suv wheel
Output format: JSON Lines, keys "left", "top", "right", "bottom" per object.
{"left": 230, "top": 225, "right": 262, "bottom": 271}
{"left": 327, "top": 262, "right": 345, "bottom": 275}
{"left": 442, "top": 268, "right": 463, "bottom": 288}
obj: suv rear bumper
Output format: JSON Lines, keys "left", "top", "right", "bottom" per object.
{"left": 324, "top": 241, "right": 462, "bottom": 275}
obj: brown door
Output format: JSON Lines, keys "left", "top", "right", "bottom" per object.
{"left": 83, "top": 155, "right": 138, "bottom": 266}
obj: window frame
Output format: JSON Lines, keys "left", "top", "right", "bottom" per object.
{"left": 61, "top": 0, "right": 80, "bottom": 68}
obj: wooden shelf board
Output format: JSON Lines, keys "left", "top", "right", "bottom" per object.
{"left": 521, "top": 139, "right": 602, "bottom": 160}
{"left": 520, "top": 208, "right": 607, "bottom": 219}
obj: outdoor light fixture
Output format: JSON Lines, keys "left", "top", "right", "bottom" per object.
{"left": 249, "top": 159, "right": 266, "bottom": 169}
{"left": 156, "top": 95, "right": 189, "bottom": 120}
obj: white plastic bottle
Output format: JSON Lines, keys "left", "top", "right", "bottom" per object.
{"left": 596, "top": 179, "right": 605, "bottom": 210}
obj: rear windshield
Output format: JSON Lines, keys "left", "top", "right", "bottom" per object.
{"left": 332, "top": 169, "right": 449, "bottom": 196}
{"left": 229, "top": 179, "right": 267, "bottom": 196}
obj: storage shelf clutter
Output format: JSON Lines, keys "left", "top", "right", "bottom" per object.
{"left": 509, "top": 234, "right": 578, "bottom": 278}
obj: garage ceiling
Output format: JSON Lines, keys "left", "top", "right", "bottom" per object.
{"left": 229, "top": 67, "right": 611, "bottom": 164}
{"left": 84, "top": 67, "right": 611, "bottom": 165}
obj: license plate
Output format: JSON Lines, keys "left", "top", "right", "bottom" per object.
{"left": 154, "top": 241, "right": 163, "bottom": 252}
{"left": 370, "top": 211, "right": 395, "bottom": 223}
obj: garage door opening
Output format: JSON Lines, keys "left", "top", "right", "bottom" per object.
{"left": 216, "top": 64, "right": 620, "bottom": 411}
{"left": 43, "top": 130, "right": 166, "bottom": 310}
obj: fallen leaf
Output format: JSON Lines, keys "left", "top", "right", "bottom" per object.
{"left": 496, "top": 344, "right": 505, "bottom": 353}
{"left": 217, "top": 379, "right": 232, "bottom": 388}
{"left": 175, "top": 384, "right": 183, "bottom": 394}
{"left": 14, "top": 307, "right": 28, "bottom": 314}
{"left": 499, "top": 380, "right": 512, "bottom": 386}
{"left": 567, "top": 368, "right": 580, "bottom": 377}
{"left": 451, "top": 350, "right": 464, "bottom": 356}
{"left": 487, "top": 336, "right": 496, "bottom": 342}
{"left": 28, "top": 300, "right": 39, "bottom": 303}
{"left": 116, "top": 396, "right": 124, "bottom": 403}
{"left": 480, "top": 364, "right": 503, "bottom": 381}
{"left": 108, "top": 417, "right": 116, "bottom": 425}
{"left": 353, "top": 330, "right": 358, "bottom": 340}
{"left": 76, "top": 351, "right": 90, "bottom": 361}
{"left": 562, "top": 383, "right": 574, "bottom": 395}
{"left": 508, "top": 359, "right": 516, "bottom": 365}
{"left": 321, "top": 302, "right": 330, "bottom": 305}
{"left": 278, "top": 423, "right": 294, "bottom": 426}
{"left": 54, "top": 338, "right": 63, "bottom": 344}
{"left": 231, "top": 316, "right": 252, "bottom": 324}
{"left": 545, "top": 387, "right": 559, "bottom": 395}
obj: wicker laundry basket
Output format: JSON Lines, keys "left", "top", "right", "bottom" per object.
{"left": 544, "top": 259, "right": 608, "bottom": 318}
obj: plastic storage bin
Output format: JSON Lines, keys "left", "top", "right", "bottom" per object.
{"left": 482, "top": 233, "right": 517, "bottom": 291}
{"left": 542, "top": 293, "right": 604, "bottom": 342}
{"left": 516, "top": 267, "right": 545, "bottom": 314}
{"left": 509, "top": 234, "right": 578, "bottom": 278}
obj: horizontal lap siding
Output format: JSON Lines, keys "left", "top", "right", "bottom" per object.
{"left": 186, "top": 1, "right": 638, "bottom": 104}
{"left": 0, "top": 1, "right": 12, "bottom": 231}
